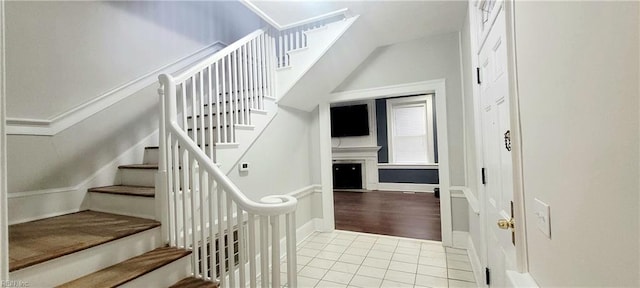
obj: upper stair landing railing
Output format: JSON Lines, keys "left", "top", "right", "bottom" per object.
{"left": 274, "top": 11, "right": 348, "bottom": 68}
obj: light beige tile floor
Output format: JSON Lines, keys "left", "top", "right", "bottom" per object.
{"left": 282, "top": 230, "right": 479, "bottom": 288}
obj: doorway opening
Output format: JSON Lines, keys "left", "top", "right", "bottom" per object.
{"left": 321, "top": 80, "right": 451, "bottom": 244}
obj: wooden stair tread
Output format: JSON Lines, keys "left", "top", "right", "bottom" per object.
{"left": 88, "top": 185, "right": 155, "bottom": 198}
{"left": 170, "top": 277, "right": 219, "bottom": 288}
{"left": 118, "top": 164, "right": 159, "bottom": 169}
{"left": 9, "top": 211, "right": 160, "bottom": 272}
{"left": 57, "top": 247, "right": 191, "bottom": 288}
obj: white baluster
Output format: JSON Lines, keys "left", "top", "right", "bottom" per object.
{"left": 227, "top": 195, "right": 236, "bottom": 288}
{"left": 190, "top": 77, "right": 198, "bottom": 146}
{"left": 252, "top": 39, "right": 258, "bottom": 110}
{"left": 284, "top": 33, "right": 289, "bottom": 67}
{"left": 248, "top": 213, "right": 257, "bottom": 288}
{"left": 271, "top": 215, "right": 280, "bottom": 288}
{"left": 172, "top": 137, "right": 181, "bottom": 247}
{"left": 199, "top": 72, "right": 205, "bottom": 153}
{"left": 232, "top": 50, "right": 238, "bottom": 127}
{"left": 214, "top": 62, "right": 221, "bottom": 145}
{"left": 209, "top": 177, "right": 218, "bottom": 282}
{"left": 227, "top": 55, "right": 234, "bottom": 143}
{"left": 259, "top": 216, "right": 269, "bottom": 288}
{"left": 217, "top": 185, "right": 227, "bottom": 287}
{"left": 278, "top": 33, "right": 283, "bottom": 68}
{"left": 238, "top": 47, "right": 246, "bottom": 125}
{"left": 221, "top": 57, "right": 228, "bottom": 143}
{"left": 242, "top": 45, "right": 250, "bottom": 125}
{"left": 237, "top": 205, "right": 246, "bottom": 288}
{"left": 191, "top": 159, "right": 199, "bottom": 277}
{"left": 200, "top": 169, "right": 208, "bottom": 280}
{"left": 207, "top": 66, "right": 214, "bottom": 158}
{"left": 181, "top": 83, "right": 187, "bottom": 137}
{"left": 256, "top": 35, "right": 263, "bottom": 111}
{"left": 166, "top": 131, "right": 175, "bottom": 246}
{"left": 286, "top": 212, "right": 297, "bottom": 288}
{"left": 181, "top": 148, "right": 190, "bottom": 249}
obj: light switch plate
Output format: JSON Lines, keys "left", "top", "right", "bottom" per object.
{"left": 534, "top": 198, "right": 551, "bottom": 238}
{"left": 239, "top": 162, "right": 250, "bottom": 172}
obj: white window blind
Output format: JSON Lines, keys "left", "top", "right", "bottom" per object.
{"left": 387, "top": 95, "right": 435, "bottom": 164}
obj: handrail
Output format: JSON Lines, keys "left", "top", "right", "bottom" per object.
{"left": 167, "top": 115, "right": 297, "bottom": 215}
{"left": 173, "top": 28, "right": 266, "bottom": 83}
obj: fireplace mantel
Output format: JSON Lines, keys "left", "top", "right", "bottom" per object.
{"left": 332, "top": 146, "right": 381, "bottom": 190}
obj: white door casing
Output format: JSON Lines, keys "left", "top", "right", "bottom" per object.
{"left": 475, "top": 0, "right": 518, "bottom": 286}
{"left": 0, "top": 0, "right": 8, "bottom": 279}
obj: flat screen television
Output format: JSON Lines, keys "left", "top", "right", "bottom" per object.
{"left": 330, "top": 104, "right": 369, "bottom": 137}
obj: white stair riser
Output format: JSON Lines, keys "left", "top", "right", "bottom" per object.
{"left": 120, "top": 168, "right": 156, "bottom": 186}
{"left": 119, "top": 254, "right": 192, "bottom": 288}
{"left": 89, "top": 192, "right": 156, "bottom": 220}
{"left": 9, "top": 227, "right": 162, "bottom": 287}
{"left": 143, "top": 148, "right": 159, "bottom": 165}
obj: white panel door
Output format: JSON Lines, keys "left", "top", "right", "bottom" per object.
{"left": 476, "top": 1, "right": 517, "bottom": 286}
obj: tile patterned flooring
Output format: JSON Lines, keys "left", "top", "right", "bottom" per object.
{"left": 282, "top": 230, "right": 478, "bottom": 288}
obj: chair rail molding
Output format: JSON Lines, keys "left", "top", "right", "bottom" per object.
{"left": 5, "top": 41, "right": 226, "bottom": 136}
{"left": 450, "top": 185, "right": 480, "bottom": 214}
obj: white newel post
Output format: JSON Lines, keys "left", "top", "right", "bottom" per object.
{"left": 156, "top": 80, "right": 169, "bottom": 244}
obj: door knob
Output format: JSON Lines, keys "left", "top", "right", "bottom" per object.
{"left": 497, "top": 218, "right": 515, "bottom": 230}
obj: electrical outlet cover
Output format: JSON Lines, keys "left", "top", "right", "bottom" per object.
{"left": 534, "top": 198, "right": 551, "bottom": 238}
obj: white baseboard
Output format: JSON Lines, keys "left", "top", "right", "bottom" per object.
{"left": 377, "top": 182, "right": 438, "bottom": 193}
{"left": 296, "top": 218, "right": 321, "bottom": 244}
{"left": 467, "top": 233, "right": 486, "bottom": 287}
{"left": 506, "top": 271, "right": 539, "bottom": 288}
{"left": 7, "top": 131, "right": 158, "bottom": 224}
{"left": 452, "top": 231, "right": 468, "bottom": 249}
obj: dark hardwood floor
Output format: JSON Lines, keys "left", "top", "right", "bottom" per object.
{"left": 333, "top": 190, "right": 441, "bottom": 241}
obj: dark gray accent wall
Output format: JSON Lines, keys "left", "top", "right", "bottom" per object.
{"left": 379, "top": 169, "right": 439, "bottom": 184}
{"left": 375, "top": 99, "right": 389, "bottom": 163}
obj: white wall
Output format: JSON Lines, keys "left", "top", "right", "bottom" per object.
{"left": 310, "top": 107, "right": 322, "bottom": 185}
{"left": 514, "top": 2, "right": 639, "bottom": 286}
{"left": 460, "top": 5, "right": 484, "bottom": 265}
{"left": 5, "top": 1, "right": 261, "bottom": 120}
{"left": 4, "top": 1, "right": 262, "bottom": 223}
{"left": 228, "top": 107, "right": 316, "bottom": 202}
{"left": 334, "top": 32, "right": 466, "bottom": 187}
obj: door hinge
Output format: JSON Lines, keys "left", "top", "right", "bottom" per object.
{"left": 485, "top": 267, "right": 491, "bottom": 285}
{"left": 477, "top": 67, "right": 482, "bottom": 84}
{"left": 481, "top": 168, "right": 487, "bottom": 185}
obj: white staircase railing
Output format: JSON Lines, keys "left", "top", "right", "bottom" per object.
{"left": 275, "top": 14, "right": 346, "bottom": 68}
{"left": 158, "top": 28, "right": 297, "bottom": 288}
{"left": 157, "top": 10, "right": 350, "bottom": 287}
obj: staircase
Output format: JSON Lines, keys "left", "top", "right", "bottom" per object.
{"left": 6, "top": 11, "right": 356, "bottom": 288}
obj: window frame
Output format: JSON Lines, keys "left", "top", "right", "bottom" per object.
{"left": 386, "top": 94, "right": 436, "bottom": 165}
